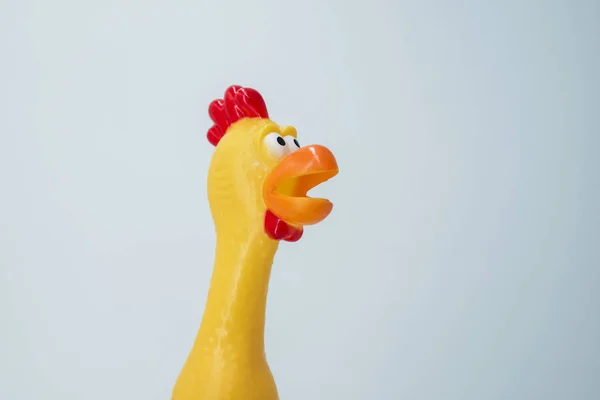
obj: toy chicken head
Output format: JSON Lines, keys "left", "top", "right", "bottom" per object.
{"left": 205, "top": 85, "right": 338, "bottom": 242}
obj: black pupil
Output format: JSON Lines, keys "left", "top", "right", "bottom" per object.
{"left": 276, "top": 136, "right": 286, "bottom": 146}
{"left": 293, "top": 138, "right": 300, "bottom": 147}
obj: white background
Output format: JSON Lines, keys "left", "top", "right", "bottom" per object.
{"left": 1, "top": 0, "right": 598, "bottom": 399}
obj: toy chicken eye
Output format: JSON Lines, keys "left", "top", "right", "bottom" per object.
{"left": 283, "top": 135, "right": 300, "bottom": 154}
{"left": 263, "top": 132, "right": 287, "bottom": 158}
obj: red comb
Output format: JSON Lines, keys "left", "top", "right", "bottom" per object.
{"left": 206, "top": 85, "right": 270, "bottom": 146}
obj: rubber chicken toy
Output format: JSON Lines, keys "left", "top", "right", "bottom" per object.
{"left": 171, "top": 85, "right": 339, "bottom": 400}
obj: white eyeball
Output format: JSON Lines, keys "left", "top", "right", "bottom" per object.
{"left": 263, "top": 132, "right": 287, "bottom": 158}
{"left": 283, "top": 135, "right": 301, "bottom": 154}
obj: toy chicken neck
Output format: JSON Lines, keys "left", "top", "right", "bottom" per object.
{"left": 200, "top": 230, "right": 279, "bottom": 355}
{"left": 173, "top": 227, "right": 280, "bottom": 398}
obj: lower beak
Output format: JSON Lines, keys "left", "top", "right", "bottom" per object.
{"left": 263, "top": 145, "right": 339, "bottom": 226}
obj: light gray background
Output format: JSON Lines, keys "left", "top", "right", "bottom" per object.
{"left": 1, "top": 0, "right": 598, "bottom": 399}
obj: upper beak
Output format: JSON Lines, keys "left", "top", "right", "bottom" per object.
{"left": 263, "top": 145, "right": 339, "bottom": 226}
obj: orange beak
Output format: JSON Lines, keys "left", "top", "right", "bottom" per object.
{"left": 263, "top": 145, "right": 339, "bottom": 226}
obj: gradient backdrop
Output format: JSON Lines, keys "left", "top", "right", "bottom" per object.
{"left": 1, "top": 0, "right": 599, "bottom": 399}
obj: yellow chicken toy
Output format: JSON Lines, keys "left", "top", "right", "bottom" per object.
{"left": 171, "top": 85, "right": 339, "bottom": 400}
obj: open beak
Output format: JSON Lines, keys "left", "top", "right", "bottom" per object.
{"left": 263, "top": 145, "right": 339, "bottom": 226}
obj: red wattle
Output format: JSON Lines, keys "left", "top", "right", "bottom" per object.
{"left": 264, "top": 210, "right": 303, "bottom": 242}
